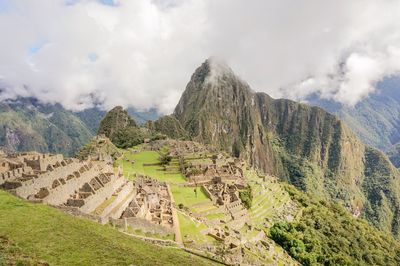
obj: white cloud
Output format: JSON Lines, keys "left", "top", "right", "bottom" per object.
{"left": 0, "top": 0, "right": 400, "bottom": 112}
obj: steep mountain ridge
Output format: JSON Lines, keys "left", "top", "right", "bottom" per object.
{"left": 174, "top": 58, "right": 400, "bottom": 237}
{"left": 145, "top": 115, "right": 188, "bottom": 140}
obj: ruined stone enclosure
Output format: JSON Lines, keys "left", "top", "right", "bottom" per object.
{"left": 140, "top": 140, "right": 252, "bottom": 248}
{"left": 112, "top": 175, "right": 176, "bottom": 235}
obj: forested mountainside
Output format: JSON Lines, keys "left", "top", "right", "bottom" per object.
{"left": 171, "top": 58, "right": 400, "bottom": 238}
{"left": 0, "top": 97, "right": 159, "bottom": 156}
{"left": 306, "top": 76, "right": 400, "bottom": 154}
{"left": 388, "top": 143, "right": 400, "bottom": 168}
{"left": 0, "top": 97, "right": 93, "bottom": 156}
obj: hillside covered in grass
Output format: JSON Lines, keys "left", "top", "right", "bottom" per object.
{"left": 0, "top": 190, "right": 217, "bottom": 266}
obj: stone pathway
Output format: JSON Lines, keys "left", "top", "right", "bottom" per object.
{"left": 167, "top": 184, "right": 183, "bottom": 244}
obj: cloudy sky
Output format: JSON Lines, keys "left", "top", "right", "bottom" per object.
{"left": 0, "top": 0, "right": 400, "bottom": 113}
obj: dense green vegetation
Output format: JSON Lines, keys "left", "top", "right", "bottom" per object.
{"left": 270, "top": 185, "right": 400, "bottom": 266}
{"left": 362, "top": 147, "right": 400, "bottom": 236}
{"left": 97, "top": 106, "right": 137, "bottom": 140}
{"left": 0, "top": 190, "right": 216, "bottom": 266}
{"left": 98, "top": 106, "right": 168, "bottom": 149}
{"left": 239, "top": 185, "right": 253, "bottom": 209}
{"left": 159, "top": 147, "right": 172, "bottom": 165}
{"left": 113, "top": 127, "right": 146, "bottom": 148}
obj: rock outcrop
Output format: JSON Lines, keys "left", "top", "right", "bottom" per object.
{"left": 98, "top": 106, "right": 137, "bottom": 140}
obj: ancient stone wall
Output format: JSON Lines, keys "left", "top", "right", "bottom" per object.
{"left": 24, "top": 154, "right": 64, "bottom": 171}
{"left": 79, "top": 175, "right": 125, "bottom": 214}
{"left": 15, "top": 161, "right": 82, "bottom": 198}
{"left": 43, "top": 165, "right": 100, "bottom": 206}
{"left": 111, "top": 217, "right": 174, "bottom": 235}
{"left": 201, "top": 185, "right": 214, "bottom": 201}
{"left": 0, "top": 166, "right": 32, "bottom": 185}
{"left": 98, "top": 182, "right": 135, "bottom": 224}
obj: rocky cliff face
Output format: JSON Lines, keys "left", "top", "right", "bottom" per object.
{"left": 146, "top": 115, "right": 188, "bottom": 140}
{"left": 174, "top": 58, "right": 269, "bottom": 165}
{"left": 174, "top": 58, "right": 400, "bottom": 237}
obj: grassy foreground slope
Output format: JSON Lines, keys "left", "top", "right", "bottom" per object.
{"left": 0, "top": 191, "right": 216, "bottom": 266}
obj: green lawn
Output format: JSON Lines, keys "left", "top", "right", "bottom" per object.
{"left": 116, "top": 150, "right": 186, "bottom": 184}
{"left": 171, "top": 186, "right": 211, "bottom": 207}
{"left": 191, "top": 202, "right": 218, "bottom": 213}
{"left": 205, "top": 213, "right": 226, "bottom": 221}
{"left": 178, "top": 212, "right": 214, "bottom": 245}
{"left": 0, "top": 191, "right": 218, "bottom": 266}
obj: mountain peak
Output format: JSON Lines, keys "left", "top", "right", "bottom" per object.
{"left": 206, "top": 56, "right": 232, "bottom": 73}
{"left": 174, "top": 57, "right": 252, "bottom": 119}
{"left": 97, "top": 106, "right": 137, "bottom": 140}
{"left": 190, "top": 57, "right": 237, "bottom": 86}
{"left": 205, "top": 57, "right": 236, "bottom": 83}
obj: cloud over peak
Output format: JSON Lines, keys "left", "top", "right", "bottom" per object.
{"left": 0, "top": 0, "right": 400, "bottom": 112}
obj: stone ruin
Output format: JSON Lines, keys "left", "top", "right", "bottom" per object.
{"left": 0, "top": 147, "right": 178, "bottom": 238}
{"left": 0, "top": 151, "right": 65, "bottom": 187}
{"left": 185, "top": 162, "right": 245, "bottom": 185}
{"left": 168, "top": 140, "right": 209, "bottom": 156}
{"left": 148, "top": 139, "right": 252, "bottom": 248}
{"left": 0, "top": 151, "right": 132, "bottom": 223}
{"left": 86, "top": 135, "right": 117, "bottom": 164}
{"left": 203, "top": 178, "right": 240, "bottom": 205}
{"left": 207, "top": 227, "right": 241, "bottom": 248}
{"left": 112, "top": 175, "right": 176, "bottom": 235}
